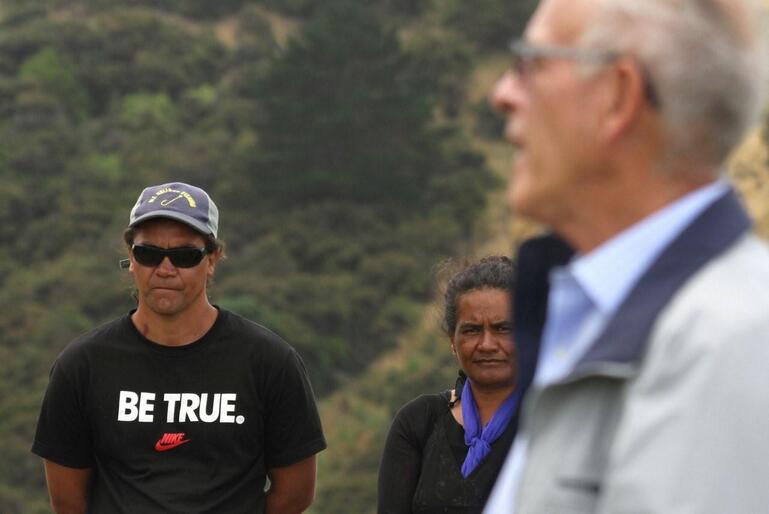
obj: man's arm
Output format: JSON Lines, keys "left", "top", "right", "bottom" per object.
{"left": 265, "top": 454, "right": 317, "bottom": 514}
{"left": 43, "top": 460, "right": 91, "bottom": 514}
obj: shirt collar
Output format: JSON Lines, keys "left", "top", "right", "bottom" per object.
{"left": 569, "top": 179, "right": 730, "bottom": 314}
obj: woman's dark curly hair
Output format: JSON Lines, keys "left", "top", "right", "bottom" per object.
{"left": 442, "top": 255, "right": 515, "bottom": 336}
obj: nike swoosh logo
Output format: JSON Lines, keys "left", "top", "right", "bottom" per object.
{"left": 154, "top": 438, "right": 191, "bottom": 452}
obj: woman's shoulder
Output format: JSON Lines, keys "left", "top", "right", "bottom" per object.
{"left": 398, "top": 390, "right": 450, "bottom": 415}
{"left": 391, "top": 390, "right": 451, "bottom": 435}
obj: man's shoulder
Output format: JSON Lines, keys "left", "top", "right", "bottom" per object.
{"left": 653, "top": 233, "right": 769, "bottom": 350}
{"left": 58, "top": 315, "right": 129, "bottom": 359}
{"left": 714, "top": 231, "right": 769, "bottom": 273}
{"left": 675, "top": 232, "right": 769, "bottom": 311}
{"left": 218, "top": 309, "right": 296, "bottom": 355}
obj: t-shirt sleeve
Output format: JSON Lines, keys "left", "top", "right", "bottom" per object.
{"left": 377, "top": 395, "right": 440, "bottom": 514}
{"left": 263, "top": 349, "right": 326, "bottom": 469}
{"left": 31, "top": 357, "right": 94, "bottom": 468}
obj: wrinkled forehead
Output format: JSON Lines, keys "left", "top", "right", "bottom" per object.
{"left": 525, "top": 0, "right": 599, "bottom": 44}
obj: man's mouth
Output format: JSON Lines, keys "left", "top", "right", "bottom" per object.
{"left": 474, "top": 359, "right": 507, "bottom": 365}
{"left": 151, "top": 286, "right": 180, "bottom": 292}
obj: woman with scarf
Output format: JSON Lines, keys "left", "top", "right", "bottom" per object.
{"left": 378, "top": 256, "right": 521, "bottom": 514}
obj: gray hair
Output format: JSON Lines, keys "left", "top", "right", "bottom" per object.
{"left": 580, "top": 0, "right": 769, "bottom": 172}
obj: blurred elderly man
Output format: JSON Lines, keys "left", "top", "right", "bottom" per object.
{"left": 485, "top": 0, "right": 769, "bottom": 512}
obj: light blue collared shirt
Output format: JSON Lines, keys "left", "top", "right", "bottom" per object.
{"left": 536, "top": 178, "right": 730, "bottom": 386}
{"left": 484, "top": 178, "right": 730, "bottom": 513}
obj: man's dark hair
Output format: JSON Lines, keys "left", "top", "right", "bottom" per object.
{"left": 442, "top": 255, "right": 515, "bottom": 336}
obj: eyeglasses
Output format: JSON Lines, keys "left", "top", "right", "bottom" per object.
{"left": 120, "top": 244, "right": 209, "bottom": 269}
{"left": 509, "top": 39, "right": 616, "bottom": 76}
{"left": 508, "top": 39, "right": 659, "bottom": 108}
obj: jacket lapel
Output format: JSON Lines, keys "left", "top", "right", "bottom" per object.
{"left": 574, "top": 188, "right": 751, "bottom": 371}
{"left": 513, "top": 188, "right": 751, "bottom": 383}
{"left": 514, "top": 234, "right": 573, "bottom": 392}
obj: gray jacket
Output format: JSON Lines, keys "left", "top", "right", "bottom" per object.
{"left": 513, "top": 190, "right": 769, "bottom": 513}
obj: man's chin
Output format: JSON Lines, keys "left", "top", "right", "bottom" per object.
{"left": 146, "top": 299, "right": 183, "bottom": 316}
{"left": 507, "top": 185, "right": 535, "bottom": 217}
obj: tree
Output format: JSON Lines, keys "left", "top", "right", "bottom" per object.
{"left": 244, "top": 0, "right": 439, "bottom": 221}
{"left": 18, "top": 47, "right": 89, "bottom": 121}
{"left": 441, "top": 0, "right": 538, "bottom": 50}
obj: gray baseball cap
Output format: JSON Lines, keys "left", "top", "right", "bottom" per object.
{"left": 128, "top": 182, "right": 219, "bottom": 237}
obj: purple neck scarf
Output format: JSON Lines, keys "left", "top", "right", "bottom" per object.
{"left": 460, "top": 379, "right": 520, "bottom": 478}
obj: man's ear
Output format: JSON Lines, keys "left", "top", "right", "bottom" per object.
{"left": 600, "top": 57, "right": 649, "bottom": 142}
{"left": 207, "top": 250, "right": 221, "bottom": 277}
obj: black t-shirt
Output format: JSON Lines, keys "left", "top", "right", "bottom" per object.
{"left": 32, "top": 309, "right": 326, "bottom": 514}
{"left": 378, "top": 391, "right": 518, "bottom": 514}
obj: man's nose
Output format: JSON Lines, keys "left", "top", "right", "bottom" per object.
{"left": 155, "top": 256, "right": 177, "bottom": 275}
{"left": 489, "top": 71, "right": 520, "bottom": 116}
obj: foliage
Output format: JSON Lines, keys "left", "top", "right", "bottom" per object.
{"left": 82, "top": 0, "right": 248, "bottom": 19}
{"left": 247, "top": 0, "right": 438, "bottom": 218}
{"left": 472, "top": 97, "right": 507, "bottom": 139}
{"left": 441, "top": 0, "right": 538, "bottom": 50}
{"left": 258, "top": 0, "right": 316, "bottom": 18}
{"left": 404, "top": 27, "right": 476, "bottom": 119}
{"left": 18, "top": 47, "right": 89, "bottom": 121}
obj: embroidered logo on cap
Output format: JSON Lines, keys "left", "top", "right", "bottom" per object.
{"left": 148, "top": 187, "right": 198, "bottom": 208}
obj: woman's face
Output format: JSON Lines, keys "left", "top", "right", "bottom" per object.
{"left": 451, "top": 288, "right": 516, "bottom": 391}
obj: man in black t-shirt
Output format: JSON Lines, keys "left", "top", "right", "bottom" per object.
{"left": 32, "top": 182, "right": 326, "bottom": 514}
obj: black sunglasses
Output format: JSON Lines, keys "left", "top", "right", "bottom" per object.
{"left": 120, "top": 244, "right": 209, "bottom": 269}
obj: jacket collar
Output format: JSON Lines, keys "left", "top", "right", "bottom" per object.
{"left": 514, "top": 234, "right": 573, "bottom": 392}
{"left": 514, "top": 188, "right": 751, "bottom": 382}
